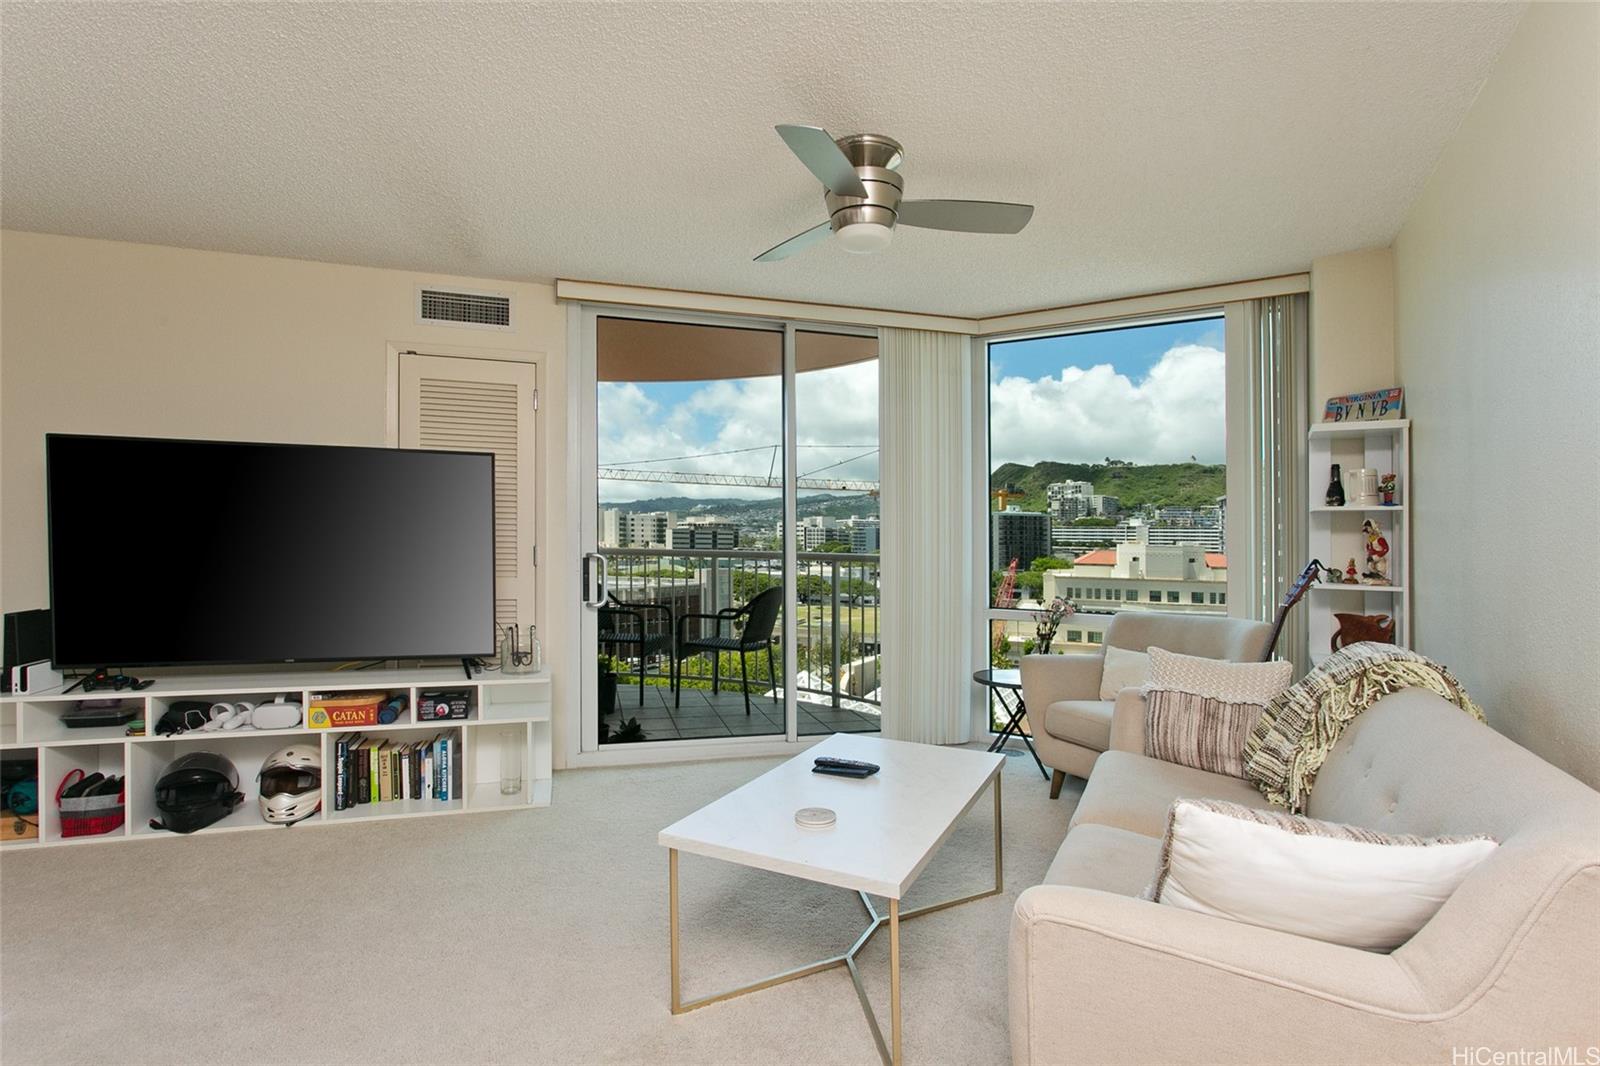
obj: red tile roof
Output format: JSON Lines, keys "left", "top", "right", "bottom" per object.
{"left": 1073, "top": 549, "right": 1118, "bottom": 566}
{"left": 1205, "top": 553, "right": 1227, "bottom": 569}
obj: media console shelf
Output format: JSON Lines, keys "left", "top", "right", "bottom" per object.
{"left": 0, "top": 666, "right": 551, "bottom": 849}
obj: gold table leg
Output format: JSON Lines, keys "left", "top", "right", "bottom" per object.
{"left": 889, "top": 897, "right": 901, "bottom": 1066}
{"left": 667, "top": 771, "right": 1004, "bottom": 1065}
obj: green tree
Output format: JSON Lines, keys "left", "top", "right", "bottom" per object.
{"left": 814, "top": 540, "right": 852, "bottom": 553}
{"left": 1028, "top": 555, "right": 1074, "bottom": 572}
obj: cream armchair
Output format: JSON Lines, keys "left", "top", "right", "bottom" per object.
{"left": 1019, "top": 612, "right": 1272, "bottom": 797}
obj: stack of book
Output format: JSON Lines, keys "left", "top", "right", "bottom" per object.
{"left": 332, "top": 732, "right": 462, "bottom": 810}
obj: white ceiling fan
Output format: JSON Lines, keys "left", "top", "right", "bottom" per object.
{"left": 756, "top": 124, "right": 1035, "bottom": 262}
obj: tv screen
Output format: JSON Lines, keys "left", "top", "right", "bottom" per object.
{"left": 46, "top": 434, "right": 496, "bottom": 667}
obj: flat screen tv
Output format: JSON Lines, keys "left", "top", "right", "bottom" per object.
{"left": 46, "top": 434, "right": 496, "bottom": 668}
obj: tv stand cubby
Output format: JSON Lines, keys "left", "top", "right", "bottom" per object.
{"left": 0, "top": 666, "right": 551, "bottom": 849}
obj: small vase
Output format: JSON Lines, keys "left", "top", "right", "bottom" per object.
{"left": 498, "top": 736, "right": 523, "bottom": 796}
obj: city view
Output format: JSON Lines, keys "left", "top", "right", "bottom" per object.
{"left": 593, "top": 315, "right": 1226, "bottom": 739}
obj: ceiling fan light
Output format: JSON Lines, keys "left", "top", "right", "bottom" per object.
{"left": 835, "top": 221, "right": 894, "bottom": 255}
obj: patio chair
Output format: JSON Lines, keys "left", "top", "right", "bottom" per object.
{"left": 674, "top": 586, "right": 781, "bottom": 715}
{"left": 598, "top": 594, "right": 675, "bottom": 707}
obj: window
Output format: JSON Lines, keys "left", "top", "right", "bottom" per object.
{"left": 1067, "top": 629, "right": 1082, "bottom": 643}
{"left": 1219, "top": 592, "right": 1228, "bottom": 605}
{"left": 1191, "top": 592, "right": 1204, "bottom": 604}
{"left": 984, "top": 312, "right": 1227, "bottom": 732}
{"left": 1209, "top": 592, "right": 1218, "bottom": 604}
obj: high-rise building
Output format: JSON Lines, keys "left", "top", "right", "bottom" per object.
{"left": 600, "top": 508, "right": 676, "bottom": 548}
{"left": 670, "top": 519, "right": 738, "bottom": 550}
{"left": 990, "top": 507, "right": 1050, "bottom": 570}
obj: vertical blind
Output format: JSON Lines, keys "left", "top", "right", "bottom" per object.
{"left": 1245, "top": 294, "right": 1310, "bottom": 674}
{"left": 878, "top": 327, "right": 974, "bottom": 744}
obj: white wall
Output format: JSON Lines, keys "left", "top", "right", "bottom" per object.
{"left": 1393, "top": 3, "right": 1600, "bottom": 787}
{"left": 1310, "top": 246, "right": 1396, "bottom": 408}
{"left": 0, "top": 230, "right": 578, "bottom": 762}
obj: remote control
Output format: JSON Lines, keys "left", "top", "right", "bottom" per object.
{"left": 813, "top": 756, "right": 880, "bottom": 776}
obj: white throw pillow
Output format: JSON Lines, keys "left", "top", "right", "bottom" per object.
{"left": 1149, "top": 798, "right": 1497, "bottom": 952}
{"left": 1146, "top": 647, "right": 1293, "bottom": 703}
{"left": 1098, "top": 645, "right": 1150, "bottom": 701}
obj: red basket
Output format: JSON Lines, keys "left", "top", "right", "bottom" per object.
{"left": 56, "top": 769, "right": 126, "bottom": 838}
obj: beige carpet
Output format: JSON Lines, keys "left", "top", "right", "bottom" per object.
{"left": 0, "top": 747, "right": 1081, "bottom": 1065}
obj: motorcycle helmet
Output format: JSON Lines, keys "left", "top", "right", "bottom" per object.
{"left": 152, "top": 751, "right": 242, "bottom": 833}
{"left": 258, "top": 744, "right": 321, "bottom": 825}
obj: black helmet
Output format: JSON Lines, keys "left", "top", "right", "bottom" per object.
{"left": 152, "top": 751, "right": 243, "bottom": 833}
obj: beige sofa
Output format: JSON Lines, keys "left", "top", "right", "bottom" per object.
{"left": 1008, "top": 688, "right": 1600, "bottom": 1064}
{"left": 1020, "top": 613, "right": 1272, "bottom": 796}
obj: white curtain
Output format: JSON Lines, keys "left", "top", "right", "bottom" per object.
{"left": 1238, "top": 294, "right": 1310, "bottom": 675}
{"left": 878, "top": 327, "right": 973, "bottom": 744}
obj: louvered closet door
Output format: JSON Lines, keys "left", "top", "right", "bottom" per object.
{"left": 399, "top": 354, "right": 537, "bottom": 633}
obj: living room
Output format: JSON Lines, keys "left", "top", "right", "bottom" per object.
{"left": 1, "top": 3, "right": 1595, "bottom": 1064}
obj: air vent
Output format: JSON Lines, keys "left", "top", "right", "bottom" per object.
{"left": 418, "top": 287, "right": 512, "bottom": 330}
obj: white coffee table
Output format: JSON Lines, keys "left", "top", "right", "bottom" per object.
{"left": 659, "top": 734, "right": 1004, "bottom": 1065}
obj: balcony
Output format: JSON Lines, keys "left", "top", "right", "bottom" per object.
{"left": 598, "top": 547, "right": 881, "bottom": 742}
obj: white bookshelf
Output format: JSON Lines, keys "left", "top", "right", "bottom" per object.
{"left": 1307, "top": 418, "right": 1411, "bottom": 667}
{"left": 0, "top": 666, "right": 551, "bottom": 849}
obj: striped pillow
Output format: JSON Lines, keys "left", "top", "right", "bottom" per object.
{"left": 1142, "top": 648, "right": 1293, "bottom": 778}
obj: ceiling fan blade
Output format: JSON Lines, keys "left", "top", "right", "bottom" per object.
{"left": 896, "top": 199, "right": 1035, "bottom": 234}
{"left": 775, "top": 125, "right": 870, "bottom": 199}
{"left": 754, "top": 221, "right": 832, "bottom": 263}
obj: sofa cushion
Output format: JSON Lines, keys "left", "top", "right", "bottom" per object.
{"left": 1149, "top": 798, "right": 1497, "bottom": 952}
{"left": 1098, "top": 645, "right": 1150, "bottom": 701}
{"left": 1071, "top": 749, "right": 1277, "bottom": 837}
{"left": 1042, "top": 699, "right": 1114, "bottom": 751}
{"left": 1042, "top": 823, "right": 1163, "bottom": 896}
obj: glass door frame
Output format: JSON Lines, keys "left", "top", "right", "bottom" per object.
{"left": 574, "top": 304, "right": 877, "bottom": 761}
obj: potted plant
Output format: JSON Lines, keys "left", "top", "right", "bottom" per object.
{"left": 1032, "top": 597, "right": 1076, "bottom": 653}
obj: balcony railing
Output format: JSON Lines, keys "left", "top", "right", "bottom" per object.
{"left": 601, "top": 546, "right": 881, "bottom": 712}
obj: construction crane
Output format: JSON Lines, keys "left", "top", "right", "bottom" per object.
{"left": 991, "top": 486, "right": 1024, "bottom": 510}
{"left": 598, "top": 468, "right": 878, "bottom": 494}
{"left": 995, "top": 558, "right": 1020, "bottom": 608}
{"left": 599, "top": 444, "right": 879, "bottom": 495}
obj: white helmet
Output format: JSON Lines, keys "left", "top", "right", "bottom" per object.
{"left": 258, "top": 744, "right": 321, "bottom": 824}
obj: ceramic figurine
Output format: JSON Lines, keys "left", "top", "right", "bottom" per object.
{"left": 1344, "top": 558, "right": 1360, "bottom": 584}
{"left": 1361, "top": 520, "right": 1391, "bottom": 583}
{"left": 1380, "top": 472, "right": 1398, "bottom": 506}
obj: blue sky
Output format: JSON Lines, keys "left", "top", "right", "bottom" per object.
{"left": 989, "top": 316, "right": 1223, "bottom": 384}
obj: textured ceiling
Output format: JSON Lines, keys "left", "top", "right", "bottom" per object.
{"left": 0, "top": 2, "right": 1523, "bottom": 316}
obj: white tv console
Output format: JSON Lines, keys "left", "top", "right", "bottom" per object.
{"left": 0, "top": 666, "right": 551, "bottom": 850}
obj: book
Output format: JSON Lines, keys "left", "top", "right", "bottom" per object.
{"left": 451, "top": 735, "right": 463, "bottom": 801}
{"left": 367, "top": 738, "right": 383, "bottom": 804}
{"left": 333, "top": 734, "right": 350, "bottom": 810}
{"left": 390, "top": 746, "right": 402, "bottom": 801}
{"left": 377, "top": 741, "right": 394, "bottom": 803}
{"left": 438, "top": 735, "right": 450, "bottom": 801}
{"left": 355, "top": 738, "right": 372, "bottom": 804}
{"left": 398, "top": 743, "right": 411, "bottom": 802}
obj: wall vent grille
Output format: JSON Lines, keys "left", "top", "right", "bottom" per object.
{"left": 418, "top": 288, "right": 512, "bottom": 330}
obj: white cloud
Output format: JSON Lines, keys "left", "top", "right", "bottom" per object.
{"left": 598, "top": 360, "right": 879, "bottom": 504}
{"left": 989, "top": 343, "right": 1224, "bottom": 467}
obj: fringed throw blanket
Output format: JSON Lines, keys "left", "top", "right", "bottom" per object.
{"left": 1243, "top": 642, "right": 1484, "bottom": 812}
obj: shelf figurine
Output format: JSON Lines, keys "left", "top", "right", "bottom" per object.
{"left": 1361, "top": 519, "right": 1391, "bottom": 584}
{"left": 1380, "top": 472, "right": 1398, "bottom": 506}
{"left": 1344, "top": 558, "right": 1360, "bottom": 584}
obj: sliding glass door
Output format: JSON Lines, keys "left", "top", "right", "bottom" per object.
{"left": 578, "top": 310, "right": 878, "bottom": 754}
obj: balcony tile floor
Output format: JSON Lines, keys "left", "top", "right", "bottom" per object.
{"left": 602, "top": 683, "right": 880, "bottom": 742}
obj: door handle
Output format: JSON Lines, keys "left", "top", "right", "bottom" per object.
{"left": 582, "top": 552, "right": 609, "bottom": 608}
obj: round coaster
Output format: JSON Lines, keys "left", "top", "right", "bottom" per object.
{"left": 795, "top": 806, "right": 837, "bottom": 830}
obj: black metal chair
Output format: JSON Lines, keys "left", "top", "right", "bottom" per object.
{"left": 598, "top": 594, "right": 675, "bottom": 707}
{"left": 674, "top": 586, "right": 782, "bottom": 715}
